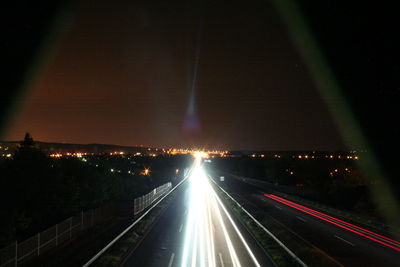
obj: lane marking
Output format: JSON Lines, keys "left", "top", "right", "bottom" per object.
{"left": 297, "top": 216, "right": 306, "bottom": 222}
{"left": 167, "top": 253, "right": 175, "bottom": 267}
{"left": 275, "top": 205, "right": 282, "bottom": 210}
{"left": 335, "top": 235, "right": 355, "bottom": 246}
{"left": 218, "top": 252, "right": 225, "bottom": 267}
{"left": 179, "top": 223, "right": 183, "bottom": 233}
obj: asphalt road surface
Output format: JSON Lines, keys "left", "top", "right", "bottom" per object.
{"left": 122, "top": 160, "right": 274, "bottom": 267}
{"left": 209, "top": 169, "right": 400, "bottom": 267}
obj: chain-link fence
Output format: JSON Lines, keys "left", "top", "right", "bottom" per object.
{"left": 0, "top": 182, "right": 172, "bottom": 267}
{"left": 0, "top": 204, "right": 113, "bottom": 267}
{"left": 133, "top": 182, "right": 172, "bottom": 215}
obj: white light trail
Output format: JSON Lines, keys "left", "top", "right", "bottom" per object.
{"left": 213, "top": 191, "right": 261, "bottom": 267}
{"left": 180, "top": 155, "right": 261, "bottom": 266}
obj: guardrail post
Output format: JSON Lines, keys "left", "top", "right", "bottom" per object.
{"left": 37, "top": 233, "right": 40, "bottom": 256}
{"left": 15, "top": 241, "right": 18, "bottom": 267}
{"left": 133, "top": 198, "right": 136, "bottom": 215}
{"left": 69, "top": 217, "right": 72, "bottom": 239}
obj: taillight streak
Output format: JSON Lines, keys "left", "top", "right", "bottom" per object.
{"left": 264, "top": 194, "right": 400, "bottom": 252}
{"left": 267, "top": 194, "right": 400, "bottom": 246}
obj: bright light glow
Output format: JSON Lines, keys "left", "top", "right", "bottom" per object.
{"left": 193, "top": 151, "right": 209, "bottom": 159}
{"left": 140, "top": 168, "right": 150, "bottom": 176}
{"left": 181, "top": 159, "right": 261, "bottom": 266}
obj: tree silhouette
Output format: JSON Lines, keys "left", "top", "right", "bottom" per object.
{"left": 20, "top": 132, "right": 34, "bottom": 149}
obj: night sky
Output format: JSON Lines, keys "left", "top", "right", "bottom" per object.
{"left": 2, "top": 1, "right": 399, "bottom": 151}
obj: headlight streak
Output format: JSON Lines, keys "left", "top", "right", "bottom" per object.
{"left": 210, "top": 190, "right": 242, "bottom": 267}
{"left": 213, "top": 191, "right": 261, "bottom": 267}
{"left": 207, "top": 198, "right": 216, "bottom": 267}
{"left": 180, "top": 157, "right": 260, "bottom": 266}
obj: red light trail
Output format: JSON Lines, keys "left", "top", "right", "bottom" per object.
{"left": 264, "top": 194, "right": 400, "bottom": 252}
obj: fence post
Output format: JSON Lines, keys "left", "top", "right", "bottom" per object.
{"left": 56, "top": 224, "right": 58, "bottom": 246}
{"left": 37, "top": 232, "right": 40, "bottom": 256}
{"left": 134, "top": 198, "right": 137, "bottom": 215}
{"left": 15, "top": 241, "right": 18, "bottom": 267}
{"left": 69, "top": 217, "right": 72, "bottom": 239}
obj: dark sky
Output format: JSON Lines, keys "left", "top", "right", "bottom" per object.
{"left": 2, "top": 0, "right": 398, "bottom": 151}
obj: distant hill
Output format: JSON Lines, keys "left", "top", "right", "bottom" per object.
{"left": 0, "top": 141, "right": 150, "bottom": 154}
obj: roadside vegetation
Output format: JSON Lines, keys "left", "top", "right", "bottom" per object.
{"left": 213, "top": 155, "right": 382, "bottom": 221}
{"left": 0, "top": 133, "right": 190, "bottom": 247}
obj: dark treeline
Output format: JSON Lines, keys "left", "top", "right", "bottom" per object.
{"left": 0, "top": 134, "right": 191, "bottom": 247}
{"left": 212, "top": 156, "right": 378, "bottom": 218}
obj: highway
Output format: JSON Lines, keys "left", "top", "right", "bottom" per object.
{"left": 209, "top": 169, "right": 400, "bottom": 266}
{"left": 122, "top": 156, "right": 274, "bottom": 267}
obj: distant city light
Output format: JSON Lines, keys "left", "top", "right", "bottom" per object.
{"left": 141, "top": 168, "right": 150, "bottom": 176}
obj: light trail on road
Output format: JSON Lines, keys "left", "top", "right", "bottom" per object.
{"left": 180, "top": 153, "right": 261, "bottom": 267}
{"left": 264, "top": 193, "right": 400, "bottom": 252}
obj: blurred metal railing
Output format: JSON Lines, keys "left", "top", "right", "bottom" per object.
{"left": 0, "top": 182, "right": 172, "bottom": 267}
{"left": 133, "top": 182, "right": 172, "bottom": 215}
{"left": 0, "top": 205, "right": 112, "bottom": 267}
